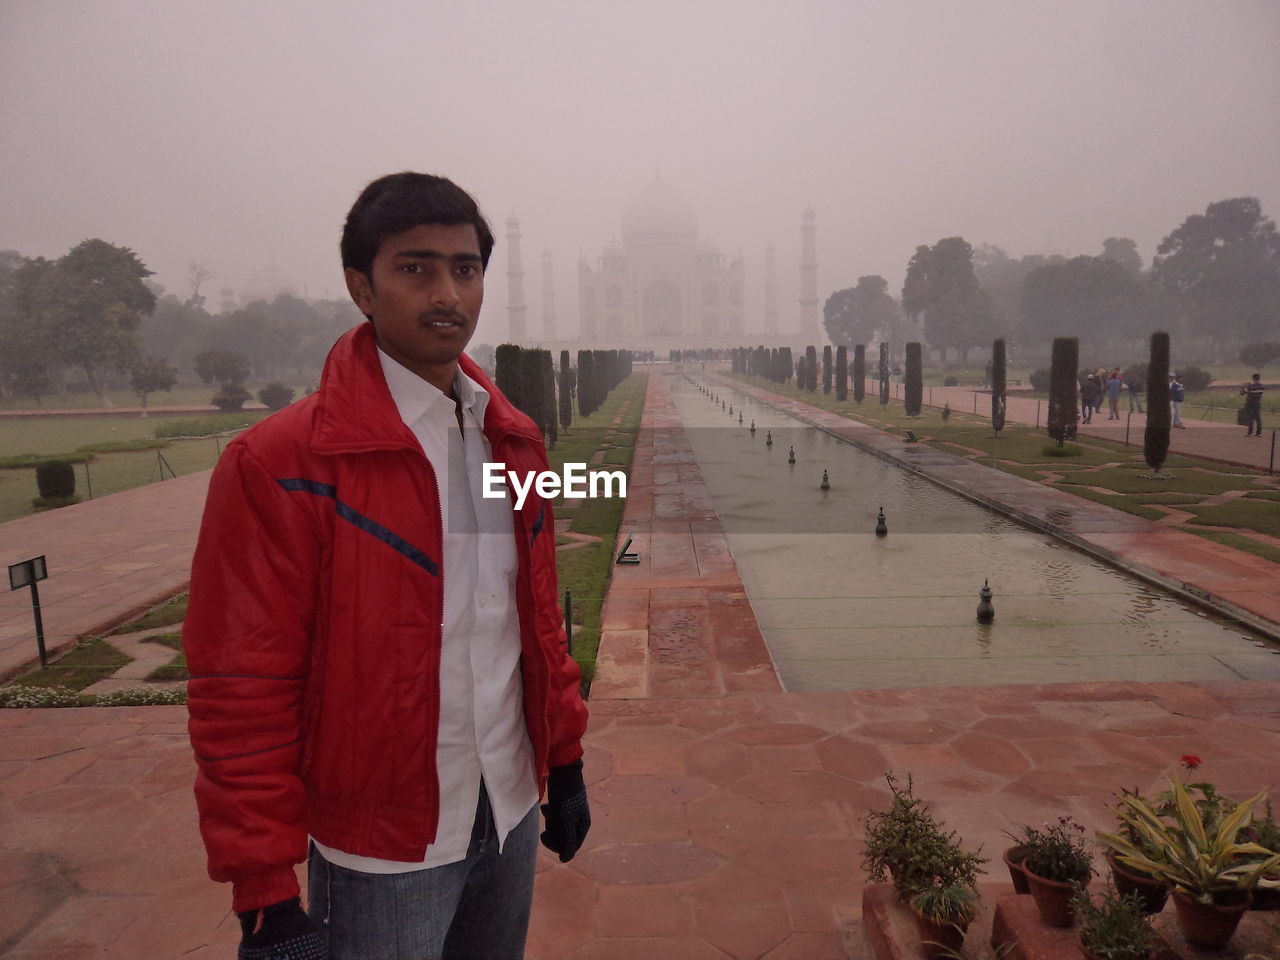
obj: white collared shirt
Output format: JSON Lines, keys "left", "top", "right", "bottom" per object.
{"left": 313, "top": 349, "right": 537, "bottom": 872}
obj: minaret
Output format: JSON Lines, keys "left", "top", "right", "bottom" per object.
{"left": 763, "top": 241, "right": 778, "bottom": 336}
{"left": 506, "top": 213, "right": 527, "bottom": 342}
{"left": 799, "top": 206, "right": 818, "bottom": 339}
{"left": 540, "top": 249, "right": 557, "bottom": 341}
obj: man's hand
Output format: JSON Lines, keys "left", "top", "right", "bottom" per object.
{"left": 236, "top": 897, "right": 326, "bottom": 960}
{"left": 540, "top": 758, "right": 591, "bottom": 862}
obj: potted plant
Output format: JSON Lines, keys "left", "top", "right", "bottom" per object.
{"left": 1098, "top": 788, "right": 1171, "bottom": 915}
{"left": 911, "top": 881, "right": 978, "bottom": 960}
{"left": 1012, "top": 816, "right": 1093, "bottom": 926}
{"left": 1097, "top": 771, "right": 1280, "bottom": 948}
{"left": 863, "top": 773, "right": 987, "bottom": 958}
{"left": 1072, "top": 883, "right": 1157, "bottom": 960}
{"left": 1240, "top": 800, "right": 1280, "bottom": 911}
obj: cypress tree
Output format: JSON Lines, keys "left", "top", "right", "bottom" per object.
{"left": 878, "top": 343, "right": 890, "bottom": 406}
{"left": 781, "top": 346, "right": 793, "bottom": 384}
{"left": 805, "top": 345, "right": 817, "bottom": 391}
{"left": 577, "top": 350, "right": 594, "bottom": 418}
{"left": 835, "top": 345, "right": 848, "bottom": 401}
{"left": 904, "top": 342, "right": 923, "bottom": 416}
{"left": 991, "top": 338, "right": 1007, "bottom": 436}
{"left": 495, "top": 344, "right": 522, "bottom": 411}
{"left": 1047, "top": 336, "right": 1080, "bottom": 446}
{"left": 1144, "top": 331, "right": 1171, "bottom": 473}
{"left": 559, "top": 350, "right": 573, "bottom": 433}
{"left": 853, "top": 345, "right": 866, "bottom": 403}
{"left": 542, "top": 351, "right": 557, "bottom": 444}
{"left": 822, "top": 345, "right": 833, "bottom": 395}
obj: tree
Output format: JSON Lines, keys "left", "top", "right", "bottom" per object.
{"left": 257, "top": 382, "right": 296, "bottom": 412}
{"left": 187, "top": 262, "right": 213, "bottom": 309}
{"left": 559, "top": 350, "right": 574, "bottom": 432}
{"left": 129, "top": 355, "right": 177, "bottom": 414}
{"left": 1239, "top": 341, "right": 1280, "bottom": 369}
{"left": 194, "top": 349, "right": 250, "bottom": 386}
{"left": 835, "top": 345, "right": 848, "bottom": 401}
{"left": 1046, "top": 337, "right": 1079, "bottom": 446}
{"left": 974, "top": 245, "right": 1065, "bottom": 343}
{"left": 991, "top": 338, "right": 1007, "bottom": 435}
{"left": 1021, "top": 256, "right": 1150, "bottom": 352}
{"left": 805, "top": 345, "right": 817, "bottom": 392}
{"left": 1100, "top": 237, "right": 1143, "bottom": 276}
{"left": 904, "top": 342, "right": 923, "bottom": 416}
{"left": 1144, "top": 332, "right": 1171, "bottom": 474}
{"left": 853, "top": 345, "right": 866, "bottom": 403}
{"left": 823, "top": 276, "right": 902, "bottom": 348}
{"left": 1, "top": 255, "right": 57, "bottom": 402}
{"left": 902, "top": 238, "right": 992, "bottom": 364}
{"left": 10, "top": 239, "right": 156, "bottom": 405}
{"left": 822, "top": 345, "right": 832, "bottom": 395}
{"left": 878, "top": 342, "right": 890, "bottom": 406}
{"left": 1153, "top": 197, "right": 1280, "bottom": 349}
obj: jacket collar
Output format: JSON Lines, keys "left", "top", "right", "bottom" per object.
{"left": 312, "top": 322, "right": 541, "bottom": 454}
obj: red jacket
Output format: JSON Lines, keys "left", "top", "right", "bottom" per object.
{"left": 184, "top": 323, "right": 587, "bottom": 912}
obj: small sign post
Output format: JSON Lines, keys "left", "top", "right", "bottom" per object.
{"left": 8, "top": 556, "right": 49, "bottom": 668}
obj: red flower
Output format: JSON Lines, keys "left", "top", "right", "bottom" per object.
{"left": 1180, "top": 754, "right": 1202, "bottom": 770}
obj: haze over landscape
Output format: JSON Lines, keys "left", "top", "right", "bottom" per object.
{"left": 3, "top": 0, "right": 1279, "bottom": 341}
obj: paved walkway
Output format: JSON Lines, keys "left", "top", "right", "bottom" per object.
{"left": 0, "top": 471, "right": 208, "bottom": 682}
{"left": 1, "top": 371, "right": 1279, "bottom": 959}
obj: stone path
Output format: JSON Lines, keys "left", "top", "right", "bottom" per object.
{"left": 1, "top": 368, "right": 1279, "bottom": 958}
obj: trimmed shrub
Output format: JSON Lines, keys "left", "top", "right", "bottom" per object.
{"left": 835, "top": 345, "right": 848, "bottom": 401}
{"left": 1047, "top": 336, "right": 1080, "bottom": 446}
{"left": 853, "top": 345, "right": 866, "bottom": 403}
{"left": 822, "top": 345, "right": 833, "bottom": 395}
{"left": 805, "top": 345, "right": 818, "bottom": 392}
{"left": 991, "top": 338, "right": 1007, "bottom": 435}
{"left": 1042, "top": 443, "right": 1084, "bottom": 457}
{"left": 1144, "top": 332, "right": 1171, "bottom": 473}
{"left": 943, "top": 374, "right": 958, "bottom": 387}
{"left": 36, "top": 460, "right": 76, "bottom": 499}
{"left": 257, "top": 382, "right": 295, "bottom": 412}
{"left": 1028, "top": 367, "right": 1050, "bottom": 392}
{"left": 878, "top": 343, "right": 890, "bottom": 405}
{"left": 211, "top": 383, "right": 251, "bottom": 412}
{"left": 1177, "top": 365, "right": 1211, "bottom": 393}
{"left": 904, "top": 342, "right": 923, "bottom": 416}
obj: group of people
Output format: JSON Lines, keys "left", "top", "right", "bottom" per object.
{"left": 1079, "top": 367, "right": 1266, "bottom": 435}
{"left": 1080, "top": 367, "right": 1141, "bottom": 424}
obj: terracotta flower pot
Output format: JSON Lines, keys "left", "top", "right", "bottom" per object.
{"left": 1024, "top": 867, "right": 1083, "bottom": 927}
{"left": 912, "top": 907, "right": 971, "bottom": 960}
{"left": 1003, "top": 844, "right": 1031, "bottom": 895}
{"left": 1106, "top": 852, "right": 1170, "bottom": 915}
{"left": 1170, "top": 888, "right": 1250, "bottom": 949}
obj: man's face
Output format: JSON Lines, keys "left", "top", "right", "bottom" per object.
{"left": 345, "top": 222, "right": 484, "bottom": 392}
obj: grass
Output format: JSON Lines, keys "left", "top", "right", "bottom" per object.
{"left": 548, "top": 373, "right": 647, "bottom": 694}
{"left": 1055, "top": 466, "right": 1267, "bottom": 496}
{"left": 7, "top": 638, "right": 131, "bottom": 692}
{"left": 1184, "top": 500, "right": 1280, "bottom": 539}
{"left": 1184, "top": 529, "right": 1280, "bottom": 565}
{"left": 112, "top": 594, "right": 188, "bottom": 633}
{"left": 140, "top": 632, "right": 188, "bottom": 681}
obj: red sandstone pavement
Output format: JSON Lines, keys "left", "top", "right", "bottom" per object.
{"left": 2, "top": 372, "right": 1279, "bottom": 959}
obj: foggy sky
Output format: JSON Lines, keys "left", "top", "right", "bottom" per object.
{"left": 3, "top": 0, "right": 1278, "bottom": 343}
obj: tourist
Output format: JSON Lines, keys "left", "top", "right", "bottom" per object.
{"left": 1126, "top": 370, "right": 1144, "bottom": 413}
{"left": 1170, "top": 373, "right": 1186, "bottom": 428}
{"left": 184, "top": 173, "right": 591, "bottom": 960}
{"left": 1080, "top": 374, "right": 1100, "bottom": 424}
{"left": 1094, "top": 367, "right": 1107, "bottom": 414}
{"left": 1241, "top": 373, "right": 1265, "bottom": 437}
{"left": 1105, "top": 369, "right": 1123, "bottom": 420}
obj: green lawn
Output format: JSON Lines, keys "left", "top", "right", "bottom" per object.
{"left": 7, "top": 638, "right": 131, "bottom": 691}
{"left": 547, "top": 373, "right": 646, "bottom": 695}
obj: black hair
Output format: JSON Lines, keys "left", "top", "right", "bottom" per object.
{"left": 340, "top": 172, "right": 495, "bottom": 278}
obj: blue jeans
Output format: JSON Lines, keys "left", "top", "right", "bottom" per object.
{"left": 307, "top": 787, "right": 539, "bottom": 960}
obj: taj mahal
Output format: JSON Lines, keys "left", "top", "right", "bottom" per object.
{"left": 505, "top": 179, "right": 820, "bottom": 352}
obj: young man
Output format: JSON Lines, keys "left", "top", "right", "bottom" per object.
{"left": 1242, "top": 373, "right": 1265, "bottom": 437}
{"left": 185, "top": 173, "right": 590, "bottom": 960}
{"left": 1169, "top": 373, "right": 1185, "bottom": 428}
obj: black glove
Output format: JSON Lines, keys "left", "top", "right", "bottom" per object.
{"left": 540, "top": 758, "right": 591, "bottom": 862}
{"left": 236, "top": 896, "right": 327, "bottom": 960}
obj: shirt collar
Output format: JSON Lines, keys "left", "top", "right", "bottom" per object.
{"left": 377, "top": 347, "right": 490, "bottom": 428}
